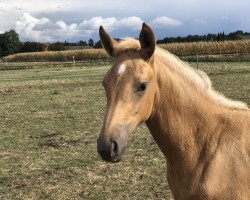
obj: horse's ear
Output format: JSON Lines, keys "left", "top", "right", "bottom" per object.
{"left": 99, "top": 26, "right": 118, "bottom": 57}
{"left": 139, "top": 23, "right": 156, "bottom": 60}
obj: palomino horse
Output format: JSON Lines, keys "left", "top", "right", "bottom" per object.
{"left": 97, "top": 23, "right": 250, "bottom": 199}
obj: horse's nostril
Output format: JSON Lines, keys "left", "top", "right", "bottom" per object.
{"left": 111, "top": 140, "right": 118, "bottom": 157}
{"left": 97, "top": 138, "right": 121, "bottom": 162}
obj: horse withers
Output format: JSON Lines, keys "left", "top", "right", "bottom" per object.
{"left": 97, "top": 23, "right": 250, "bottom": 199}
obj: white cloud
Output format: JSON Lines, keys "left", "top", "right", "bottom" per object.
{"left": 115, "top": 17, "right": 143, "bottom": 30}
{"left": 14, "top": 13, "right": 147, "bottom": 41}
{"left": 15, "top": 13, "right": 54, "bottom": 41}
{"left": 195, "top": 19, "right": 207, "bottom": 24}
{"left": 151, "top": 16, "right": 182, "bottom": 27}
{"left": 79, "top": 17, "right": 117, "bottom": 35}
{"left": 1, "top": 0, "right": 250, "bottom": 41}
{"left": 15, "top": 13, "right": 98, "bottom": 41}
{"left": 0, "top": 6, "right": 6, "bottom": 12}
{"left": 33, "top": 20, "right": 61, "bottom": 31}
{"left": 0, "top": 0, "right": 66, "bottom": 15}
{"left": 14, "top": 13, "right": 184, "bottom": 41}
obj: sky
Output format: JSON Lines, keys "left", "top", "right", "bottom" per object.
{"left": 0, "top": 0, "right": 249, "bottom": 42}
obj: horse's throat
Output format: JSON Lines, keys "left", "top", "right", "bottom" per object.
{"left": 146, "top": 86, "right": 213, "bottom": 168}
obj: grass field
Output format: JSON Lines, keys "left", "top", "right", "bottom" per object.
{"left": 0, "top": 62, "right": 249, "bottom": 199}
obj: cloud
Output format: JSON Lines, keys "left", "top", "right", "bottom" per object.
{"left": 1, "top": 0, "right": 250, "bottom": 41}
{"left": 0, "top": 6, "right": 6, "bottom": 12}
{"left": 14, "top": 13, "right": 183, "bottom": 41}
{"left": 79, "top": 16, "right": 117, "bottom": 35}
{"left": 195, "top": 19, "right": 207, "bottom": 24}
{"left": 15, "top": 13, "right": 148, "bottom": 41}
{"left": 33, "top": 20, "right": 61, "bottom": 31}
{"left": 15, "top": 13, "right": 95, "bottom": 41}
{"left": 15, "top": 13, "right": 55, "bottom": 41}
{"left": 151, "top": 16, "right": 182, "bottom": 27}
{"left": 115, "top": 17, "right": 143, "bottom": 30}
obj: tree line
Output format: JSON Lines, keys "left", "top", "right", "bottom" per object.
{"left": 157, "top": 31, "right": 250, "bottom": 44}
{"left": 0, "top": 30, "right": 250, "bottom": 57}
{"left": 0, "top": 30, "right": 103, "bottom": 57}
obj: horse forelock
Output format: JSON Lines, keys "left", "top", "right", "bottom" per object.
{"left": 113, "top": 38, "right": 141, "bottom": 57}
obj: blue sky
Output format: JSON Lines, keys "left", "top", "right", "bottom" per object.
{"left": 0, "top": 0, "right": 249, "bottom": 42}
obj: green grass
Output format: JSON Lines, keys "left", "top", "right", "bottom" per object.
{"left": 0, "top": 62, "right": 249, "bottom": 199}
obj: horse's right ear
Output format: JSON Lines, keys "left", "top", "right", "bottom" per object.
{"left": 99, "top": 26, "right": 118, "bottom": 57}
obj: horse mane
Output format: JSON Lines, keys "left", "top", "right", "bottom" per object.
{"left": 114, "top": 38, "right": 249, "bottom": 110}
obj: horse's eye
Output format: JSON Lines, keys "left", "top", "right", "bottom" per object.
{"left": 137, "top": 82, "right": 148, "bottom": 93}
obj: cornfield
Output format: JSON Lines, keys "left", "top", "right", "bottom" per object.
{"left": 159, "top": 40, "right": 250, "bottom": 56}
{"left": 3, "top": 40, "right": 250, "bottom": 62}
{"left": 3, "top": 49, "right": 108, "bottom": 62}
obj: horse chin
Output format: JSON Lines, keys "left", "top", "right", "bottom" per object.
{"left": 99, "top": 151, "right": 123, "bottom": 163}
{"left": 110, "top": 156, "right": 122, "bottom": 163}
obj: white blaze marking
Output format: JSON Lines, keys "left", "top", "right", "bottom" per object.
{"left": 118, "top": 64, "right": 126, "bottom": 75}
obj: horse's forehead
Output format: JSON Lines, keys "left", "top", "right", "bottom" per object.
{"left": 116, "top": 57, "right": 144, "bottom": 71}
{"left": 105, "top": 58, "right": 146, "bottom": 83}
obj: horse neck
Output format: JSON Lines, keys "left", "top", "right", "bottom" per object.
{"left": 146, "top": 57, "right": 222, "bottom": 170}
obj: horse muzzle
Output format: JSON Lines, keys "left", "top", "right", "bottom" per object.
{"left": 97, "top": 135, "right": 125, "bottom": 162}
{"left": 97, "top": 126, "right": 129, "bottom": 162}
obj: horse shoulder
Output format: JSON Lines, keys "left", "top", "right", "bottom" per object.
{"left": 202, "top": 110, "right": 250, "bottom": 199}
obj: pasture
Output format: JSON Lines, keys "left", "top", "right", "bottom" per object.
{"left": 0, "top": 61, "right": 249, "bottom": 199}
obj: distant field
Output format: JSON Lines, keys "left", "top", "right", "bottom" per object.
{"left": 3, "top": 40, "right": 250, "bottom": 62}
{"left": 0, "top": 62, "right": 249, "bottom": 199}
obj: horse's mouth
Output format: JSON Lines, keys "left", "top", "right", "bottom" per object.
{"left": 98, "top": 149, "right": 122, "bottom": 163}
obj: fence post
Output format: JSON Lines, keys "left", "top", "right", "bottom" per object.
{"left": 73, "top": 56, "right": 75, "bottom": 67}
{"left": 196, "top": 54, "right": 199, "bottom": 69}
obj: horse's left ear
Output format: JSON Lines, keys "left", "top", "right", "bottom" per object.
{"left": 139, "top": 23, "right": 156, "bottom": 60}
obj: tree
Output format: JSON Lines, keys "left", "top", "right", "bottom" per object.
{"left": 226, "top": 31, "right": 243, "bottom": 40}
{"left": 48, "top": 42, "right": 65, "bottom": 51}
{"left": 79, "top": 40, "right": 87, "bottom": 47}
{"left": 22, "top": 42, "right": 44, "bottom": 52}
{"left": 207, "top": 34, "right": 216, "bottom": 41}
{"left": 88, "top": 38, "right": 94, "bottom": 47}
{"left": 0, "top": 30, "right": 22, "bottom": 56}
{"left": 94, "top": 40, "right": 102, "bottom": 48}
{"left": 222, "top": 32, "right": 225, "bottom": 41}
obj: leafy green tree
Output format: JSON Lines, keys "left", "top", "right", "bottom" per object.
{"left": 22, "top": 42, "right": 44, "bottom": 52}
{"left": 79, "top": 40, "right": 87, "bottom": 47}
{"left": 206, "top": 34, "right": 216, "bottom": 41}
{"left": 88, "top": 38, "right": 94, "bottom": 47}
{"left": 0, "top": 30, "right": 22, "bottom": 56}
{"left": 94, "top": 40, "right": 102, "bottom": 48}
{"left": 49, "top": 42, "right": 65, "bottom": 51}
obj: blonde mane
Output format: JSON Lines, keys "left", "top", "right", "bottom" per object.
{"left": 114, "top": 38, "right": 249, "bottom": 110}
